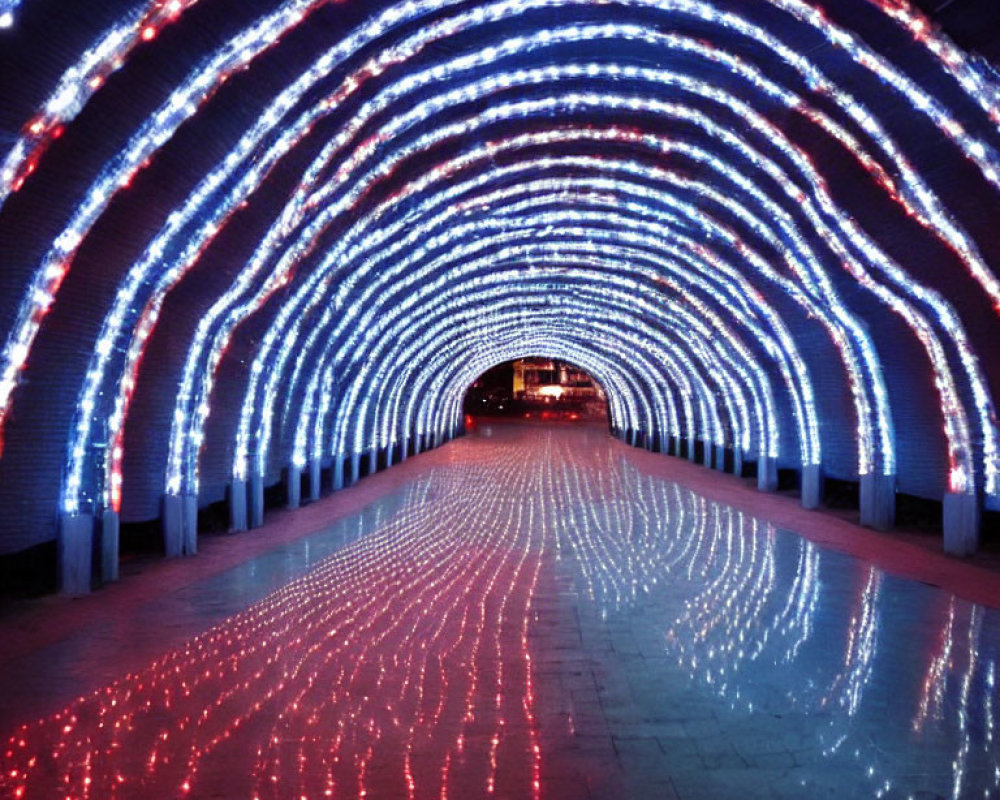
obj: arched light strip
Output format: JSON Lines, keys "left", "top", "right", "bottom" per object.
{"left": 70, "top": 133, "right": 835, "bottom": 510}
{"left": 228, "top": 140, "right": 872, "bottom": 505}
{"left": 52, "top": 23, "right": 992, "bottom": 506}
{"left": 385, "top": 319, "right": 649, "bottom": 449}
{"left": 290, "top": 256, "right": 748, "bottom": 478}
{"left": 314, "top": 300, "right": 685, "bottom": 468}
{"left": 343, "top": 298, "right": 666, "bottom": 460}
{"left": 262, "top": 211, "right": 784, "bottom": 480}
{"left": 305, "top": 246, "right": 771, "bottom": 470}
{"left": 381, "top": 268, "right": 759, "bottom": 464}
{"left": 158, "top": 51, "right": 984, "bottom": 500}
{"left": 398, "top": 313, "right": 670, "bottom": 454}
{"left": 18, "top": 5, "right": 1000, "bottom": 488}
{"left": 320, "top": 279, "right": 747, "bottom": 471}
{"left": 366, "top": 287, "right": 730, "bottom": 459}
{"left": 396, "top": 298, "right": 750, "bottom": 468}
{"left": 155, "top": 63, "right": 988, "bottom": 497}
{"left": 405, "top": 327, "right": 643, "bottom": 446}
{"left": 155, "top": 56, "right": 863, "bottom": 497}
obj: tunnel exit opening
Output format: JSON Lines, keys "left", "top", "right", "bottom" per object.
{"left": 463, "top": 358, "right": 609, "bottom": 426}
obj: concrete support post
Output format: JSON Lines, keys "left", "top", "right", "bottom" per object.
{"left": 183, "top": 494, "right": 197, "bottom": 555}
{"left": 385, "top": 444, "right": 395, "bottom": 469}
{"left": 671, "top": 435, "right": 682, "bottom": 457}
{"left": 163, "top": 493, "right": 185, "bottom": 556}
{"left": 58, "top": 513, "right": 93, "bottom": 595}
{"left": 250, "top": 473, "right": 264, "bottom": 528}
{"left": 801, "top": 464, "right": 823, "bottom": 511}
{"left": 399, "top": 437, "right": 409, "bottom": 462}
{"left": 629, "top": 429, "right": 639, "bottom": 448}
{"left": 229, "top": 480, "right": 248, "bottom": 532}
{"left": 757, "top": 456, "right": 778, "bottom": 492}
{"left": 287, "top": 464, "right": 301, "bottom": 509}
{"left": 333, "top": 457, "right": 345, "bottom": 490}
{"left": 433, "top": 430, "right": 443, "bottom": 448}
{"left": 414, "top": 433, "right": 423, "bottom": 455}
{"left": 714, "top": 445, "right": 726, "bottom": 471}
{"left": 687, "top": 437, "right": 697, "bottom": 462}
{"left": 860, "top": 473, "right": 896, "bottom": 531}
{"left": 943, "top": 492, "right": 981, "bottom": 556}
{"left": 733, "top": 449, "right": 743, "bottom": 477}
{"left": 702, "top": 440, "right": 713, "bottom": 468}
{"left": 99, "top": 508, "right": 120, "bottom": 583}
{"left": 347, "top": 453, "right": 360, "bottom": 485}
{"left": 367, "top": 447, "right": 377, "bottom": 476}
{"left": 309, "top": 459, "right": 322, "bottom": 501}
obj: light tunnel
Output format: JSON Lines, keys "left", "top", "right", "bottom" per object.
{"left": 0, "top": 0, "right": 999, "bottom": 594}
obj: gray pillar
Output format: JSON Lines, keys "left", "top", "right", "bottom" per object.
{"left": 733, "top": 448, "right": 743, "bottom": 477}
{"left": 629, "top": 429, "right": 640, "bottom": 447}
{"left": 287, "top": 464, "right": 301, "bottom": 509}
{"left": 801, "top": 465, "right": 823, "bottom": 511}
{"left": 229, "top": 480, "right": 248, "bottom": 532}
{"left": 860, "top": 473, "right": 896, "bottom": 531}
{"left": 163, "top": 493, "right": 185, "bottom": 556}
{"left": 687, "top": 437, "right": 697, "bottom": 462}
{"left": 333, "top": 456, "right": 345, "bottom": 490}
{"left": 309, "top": 458, "right": 322, "bottom": 501}
{"left": 399, "top": 437, "right": 409, "bottom": 462}
{"left": 414, "top": 433, "right": 423, "bottom": 455}
{"left": 385, "top": 443, "right": 395, "bottom": 469}
{"left": 349, "top": 453, "right": 361, "bottom": 485}
{"left": 757, "top": 456, "right": 778, "bottom": 492}
{"left": 714, "top": 445, "right": 726, "bottom": 471}
{"left": 183, "top": 494, "right": 198, "bottom": 555}
{"left": 433, "top": 429, "right": 443, "bottom": 448}
{"left": 702, "top": 440, "right": 713, "bottom": 468}
{"left": 671, "top": 435, "right": 682, "bottom": 457}
{"left": 58, "top": 513, "right": 93, "bottom": 595}
{"left": 250, "top": 473, "right": 264, "bottom": 528}
{"left": 100, "top": 508, "right": 120, "bottom": 583}
{"left": 367, "top": 447, "right": 377, "bottom": 476}
{"left": 943, "top": 492, "right": 981, "bottom": 556}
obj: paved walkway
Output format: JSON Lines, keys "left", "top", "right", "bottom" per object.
{"left": 1, "top": 423, "right": 998, "bottom": 798}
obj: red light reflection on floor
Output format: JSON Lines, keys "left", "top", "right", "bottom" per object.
{"left": 1, "top": 457, "right": 545, "bottom": 799}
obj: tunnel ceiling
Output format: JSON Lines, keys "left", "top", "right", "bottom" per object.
{"left": 0, "top": 0, "right": 999, "bottom": 556}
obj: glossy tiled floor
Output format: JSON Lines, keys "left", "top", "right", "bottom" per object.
{"left": 2, "top": 424, "right": 999, "bottom": 798}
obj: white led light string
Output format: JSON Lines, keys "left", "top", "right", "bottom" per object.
{"left": 270, "top": 220, "right": 776, "bottom": 488}
{"left": 322, "top": 282, "right": 740, "bottom": 472}
{"left": 385, "top": 303, "right": 709, "bottom": 465}
{"left": 309, "top": 260, "right": 719, "bottom": 464}
{"left": 195, "top": 70, "right": 989, "bottom": 500}
{"left": 8, "top": 4, "right": 988, "bottom": 515}
{"left": 52, "top": 14, "right": 992, "bottom": 506}
{"left": 230, "top": 142, "right": 877, "bottom": 503}
{"left": 335, "top": 298, "right": 665, "bottom": 462}
{"left": 262, "top": 216, "right": 788, "bottom": 486}
{"left": 233, "top": 170, "right": 801, "bottom": 492}
{"left": 320, "top": 302, "right": 665, "bottom": 466}
{"left": 7, "top": 4, "right": 1000, "bottom": 506}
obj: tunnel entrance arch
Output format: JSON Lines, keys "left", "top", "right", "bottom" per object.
{"left": 464, "top": 358, "right": 609, "bottom": 425}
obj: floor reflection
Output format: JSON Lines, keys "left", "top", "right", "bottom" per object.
{"left": 2, "top": 424, "right": 999, "bottom": 799}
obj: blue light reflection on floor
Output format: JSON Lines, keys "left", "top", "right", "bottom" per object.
{"left": 540, "top": 426, "right": 1000, "bottom": 799}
